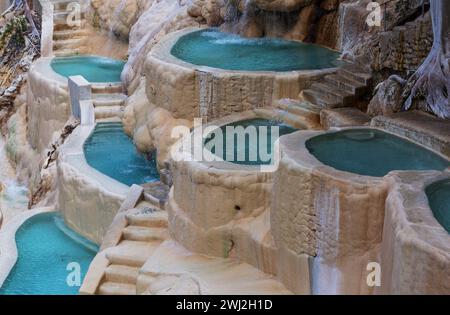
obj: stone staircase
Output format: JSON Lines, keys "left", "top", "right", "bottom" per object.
{"left": 301, "top": 62, "right": 372, "bottom": 109}
{"left": 97, "top": 202, "right": 169, "bottom": 295}
{"left": 91, "top": 83, "right": 127, "bottom": 121}
{"left": 52, "top": 0, "right": 88, "bottom": 57}
{"left": 273, "top": 98, "right": 322, "bottom": 129}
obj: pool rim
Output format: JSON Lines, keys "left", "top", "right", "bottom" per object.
{"left": 293, "top": 127, "right": 450, "bottom": 180}
{"left": 50, "top": 54, "right": 125, "bottom": 84}
{"left": 172, "top": 109, "right": 301, "bottom": 174}
{"left": 150, "top": 27, "right": 341, "bottom": 76}
{"left": 387, "top": 171, "right": 450, "bottom": 259}
{"left": 425, "top": 177, "right": 450, "bottom": 233}
{"left": 33, "top": 56, "right": 125, "bottom": 87}
{"left": 0, "top": 207, "right": 55, "bottom": 289}
{"left": 82, "top": 121, "right": 160, "bottom": 187}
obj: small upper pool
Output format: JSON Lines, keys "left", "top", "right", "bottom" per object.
{"left": 306, "top": 129, "right": 449, "bottom": 177}
{"left": 426, "top": 179, "right": 450, "bottom": 233}
{"left": 51, "top": 55, "right": 125, "bottom": 83}
{"left": 205, "top": 118, "right": 297, "bottom": 165}
{"left": 171, "top": 29, "right": 341, "bottom": 72}
{"left": 84, "top": 122, "right": 159, "bottom": 186}
{"left": 0, "top": 212, "right": 97, "bottom": 295}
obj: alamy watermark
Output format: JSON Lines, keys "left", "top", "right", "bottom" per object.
{"left": 171, "top": 118, "right": 283, "bottom": 173}
{"left": 66, "top": 262, "right": 82, "bottom": 288}
{"left": 366, "top": 1, "right": 382, "bottom": 27}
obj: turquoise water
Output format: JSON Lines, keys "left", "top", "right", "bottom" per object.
{"left": 84, "top": 122, "right": 159, "bottom": 186}
{"left": 0, "top": 213, "right": 97, "bottom": 295}
{"left": 306, "top": 129, "right": 450, "bottom": 177}
{"left": 171, "top": 29, "right": 341, "bottom": 72}
{"left": 51, "top": 55, "right": 125, "bottom": 83}
{"left": 205, "top": 119, "right": 297, "bottom": 165}
{"left": 426, "top": 179, "right": 450, "bottom": 233}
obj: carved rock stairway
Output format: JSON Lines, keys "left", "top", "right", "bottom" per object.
{"left": 302, "top": 63, "right": 372, "bottom": 109}
{"left": 91, "top": 83, "right": 127, "bottom": 121}
{"left": 52, "top": 0, "right": 88, "bottom": 57}
{"left": 97, "top": 204, "right": 169, "bottom": 295}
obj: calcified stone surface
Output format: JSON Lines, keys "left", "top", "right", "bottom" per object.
{"left": 271, "top": 129, "right": 388, "bottom": 294}
{"left": 378, "top": 172, "right": 450, "bottom": 294}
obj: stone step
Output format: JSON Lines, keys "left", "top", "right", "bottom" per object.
{"left": 53, "top": 14, "right": 86, "bottom": 27}
{"left": 52, "top": 0, "right": 83, "bottom": 11}
{"left": 53, "top": 29, "right": 88, "bottom": 40}
{"left": 337, "top": 64, "right": 372, "bottom": 86}
{"left": 275, "top": 110, "right": 312, "bottom": 130}
{"left": 104, "top": 264, "right": 139, "bottom": 284}
{"left": 53, "top": 48, "right": 85, "bottom": 57}
{"left": 94, "top": 106, "right": 124, "bottom": 120}
{"left": 98, "top": 281, "right": 136, "bottom": 295}
{"left": 92, "top": 84, "right": 125, "bottom": 95}
{"left": 106, "top": 240, "right": 159, "bottom": 267}
{"left": 53, "top": 38, "right": 86, "bottom": 50}
{"left": 275, "top": 98, "right": 321, "bottom": 123}
{"left": 309, "top": 82, "right": 350, "bottom": 102}
{"left": 126, "top": 211, "right": 168, "bottom": 228}
{"left": 302, "top": 89, "right": 341, "bottom": 108}
{"left": 324, "top": 74, "right": 366, "bottom": 95}
{"left": 53, "top": 19, "right": 87, "bottom": 31}
{"left": 92, "top": 94, "right": 127, "bottom": 107}
{"left": 122, "top": 226, "right": 169, "bottom": 243}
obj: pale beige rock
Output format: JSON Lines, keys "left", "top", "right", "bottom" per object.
{"left": 378, "top": 172, "right": 450, "bottom": 294}
{"left": 272, "top": 129, "right": 389, "bottom": 294}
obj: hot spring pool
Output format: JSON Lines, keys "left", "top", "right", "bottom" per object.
{"left": 171, "top": 29, "right": 340, "bottom": 72}
{"left": 306, "top": 129, "right": 450, "bottom": 177}
{"left": 205, "top": 119, "right": 297, "bottom": 165}
{"left": 426, "top": 179, "right": 450, "bottom": 233}
{"left": 0, "top": 212, "right": 97, "bottom": 295}
{"left": 51, "top": 55, "right": 125, "bottom": 83}
{"left": 84, "top": 122, "right": 159, "bottom": 186}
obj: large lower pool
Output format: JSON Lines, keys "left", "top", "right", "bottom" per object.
{"left": 426, "top": 179, "right": 450, "bottom": 233}
{"left": 84, "top": 122, "right": 159, "bottom": 186}
{"left": 205, "top": 119, "right": 297, "bottom": 165}
{"left": 171, "top": 29, "right": 340, "bottom": 72}
{"left": 0, "top": 212, "right": 97, "bottom": 295}
{"left": 51, "top": 55, "right": 125, "bottom": 83}
{"left": 306, "top": 129, "right": 449, "bottom": 177}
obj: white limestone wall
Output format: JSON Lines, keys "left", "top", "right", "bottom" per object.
{"left": 379, "top": 172, "right": 450, "bottom": 295}
{"left": 145, "top": 28, "right": 335, "bottom": 122}
{"left": 57, "top": 125, "right": 129, "bottom": 244}
{"left": 27, "top": 58, "right": 70, "bottom": 155}
{"left": 272, "top": 129, "right": 388, "bottom": 294}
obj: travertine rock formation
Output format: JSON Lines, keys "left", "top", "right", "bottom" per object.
{"left": 90, "top": 0, "right": 152, "bottom": 39}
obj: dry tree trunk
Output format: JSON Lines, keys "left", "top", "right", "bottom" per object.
{"left": 404, "top": 0, "right": 450, "bottom": 118}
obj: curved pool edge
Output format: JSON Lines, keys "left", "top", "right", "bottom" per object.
{"left": 168, "top": 109, "right": 301, "bottom": 262}
{"left": 0, "top": 207, "right": 55, "bottom": 288}
{"left": 270, "top": 127, "right": 450, "bottom": 294}
{"left": 145, "top": 27, "right": 337, "bottom": 123}
{"left": 50, "top": 55, "right": 125, "bottom": 84}
{"left": 154, "top": 27, "right": 340, "bottom": 76}
{"left": 57, "top": 124, "right": 130, "bottom": 244}
{"left": 283, "top": 126, "right": 450, "bottom": 181}
{"left": 378, "top": 172, "right": 450, "bottom": 294}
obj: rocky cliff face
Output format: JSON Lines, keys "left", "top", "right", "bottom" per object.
{"left": 187, "top": 0, "right": 342, "bottom": 48}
